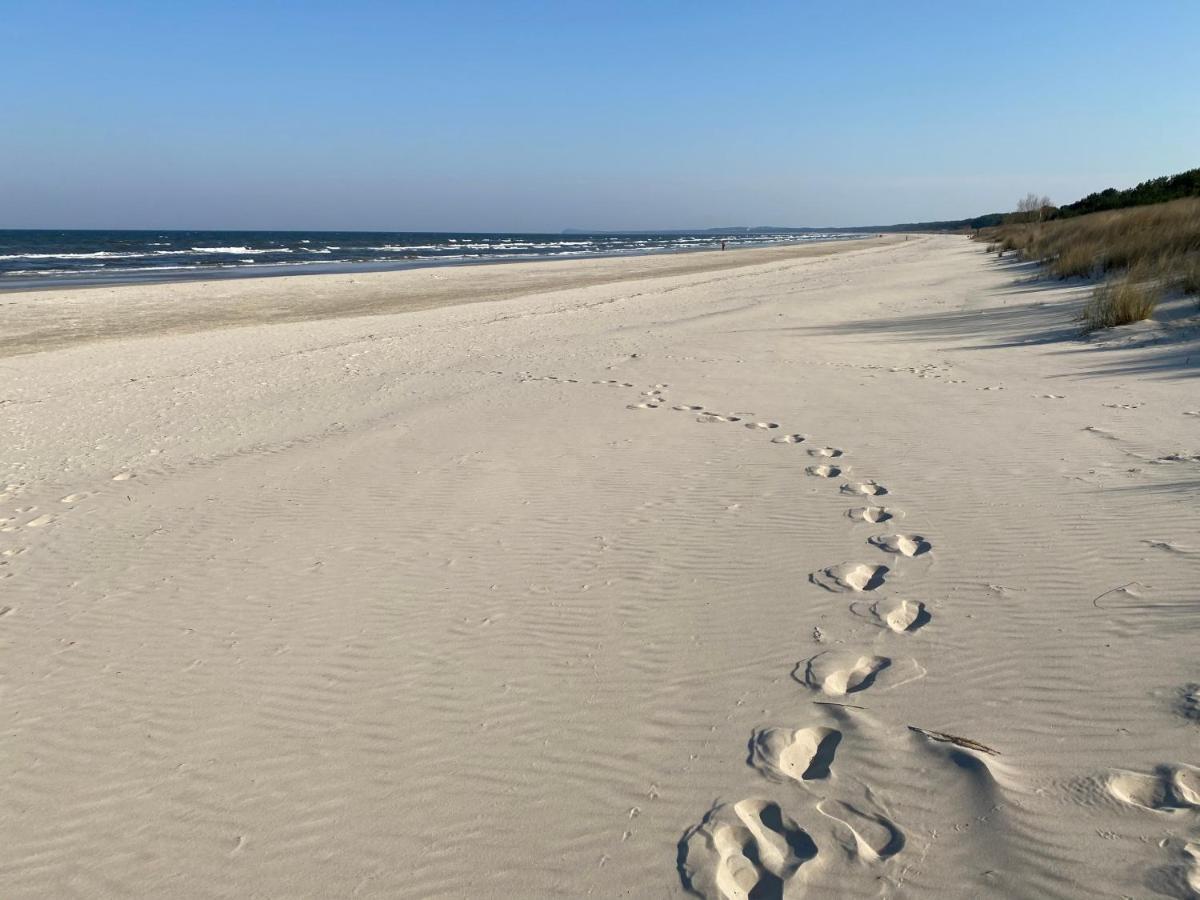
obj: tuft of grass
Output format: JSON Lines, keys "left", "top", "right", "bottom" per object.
{"left": 1171, "top": 253, "right": 1200, "bottom": 296}
{"left": 1049, "top": 243, "right": 1097, "bottom": 279}
{"left": 1077, "top": 277, "right": 1162, "bottom": 332}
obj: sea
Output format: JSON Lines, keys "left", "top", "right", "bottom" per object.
{"left": 0, "top": 229, "right": 860, "bottom": 290}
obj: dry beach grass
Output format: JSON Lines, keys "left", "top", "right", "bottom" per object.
{"left": 979, "top": 197, "right": 1200, "bottom": 331}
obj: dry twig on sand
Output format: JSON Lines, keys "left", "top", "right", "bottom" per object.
{"left": 908, "top": 725, "right": 1000, "bottom": 756}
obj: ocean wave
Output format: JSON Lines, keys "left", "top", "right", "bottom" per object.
{"left": 364, "top": 245, "right": 446, "bottom": 252}
{"left": 0, "top": 232, "right": 864, "bottom": 283}
{"left": 0, "top": 251, "right": 149, "bottom": 260}
{"left": 1, "top": 263, "right": 209, "bottom": 276}
{"left": 189, "top": 246, "right": 293, "bottom": 254}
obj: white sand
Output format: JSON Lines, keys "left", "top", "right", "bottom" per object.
{"left": 1, "top": 235, "right": 1198, "bottom": 898}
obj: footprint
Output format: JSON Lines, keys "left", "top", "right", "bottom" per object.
{"left": 868, "top": 533, "right": 932, "bottom": 557}
{"left": 805, "top": 465, "right": 843, "bottom": 478}
{"left": 25, "top": 514, "right": 55, "bottom": 528}
{"left": 1176, "top": 684, "right": 1200, "bottom": 722}
{"left": 59, "top": 493, "right": 87, "bottom": 504}
{"left": 698, "top": 414, "right": 741, "bottom": 423}
{"left": 748, "top": 726, "right": 842, "bottom": 784}
{"left": 681, "top": 799, "right": 818, "bottom": 900}
{"left": 840, "top": 480, "right": 888, "bottom": 497}
{"left": 810, "top": 562, "right": 889, "bottom": 593}
{"left": 817, "top": 797, "right": 905, "bottom": 861}
{"left": 846, "top": 506, "right": 896, "bottom": 524}
{"left": 1104, "top": 402, "right": 1141, "bottom": 409}
{"left": 795, "top": 651, "right": 896, "bottom": 696}
{"left": 1038, "top": 394, "right": 1066, "bottom": 399}
{"left": 594, "top": 380, "right": 635, "bottom": 387}
{"left": 1148, "top": 839, "right": 1200, "bottom": 900}
{"left": 807, "top": 447, "right": 844, "bottom": 458}
{"left": 850, "top": 597, "right": 930, "bottom": 633}
{"left": 770, "top": 434, "right": 807, "bottom": 444}
{"left": 112, "top": 472, "right": 135, "bottom": 482}
{"left": 529, "top": 375, "right": 579, "bottom": 384}
{"left": 628, "top": 402, "right": 661, "bottom": 410}
{"left": 1107, "top": 764, "right": 1200, "bottom": 812}
{"left": 745, "top": 422, "right": 779, "bottom": 430}
{"left": 1185, "top": 411, "right": 1200, "bottom": 417}
{"left": 673, "top": 405, "right": 705, "bottom": 411}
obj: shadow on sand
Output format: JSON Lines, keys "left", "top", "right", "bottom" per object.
{"left": 770, "top": 253, "right": 1200, "bottom": 380}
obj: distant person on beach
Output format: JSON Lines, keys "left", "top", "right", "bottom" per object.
{"left": 721, "top": 241, "right": 727, "bottom": 250}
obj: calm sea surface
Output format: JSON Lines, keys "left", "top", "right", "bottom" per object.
{"left": 0, "top": 229, "right": 860, "bottom": 290}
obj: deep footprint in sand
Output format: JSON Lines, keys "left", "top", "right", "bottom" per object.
{"left": 628, "top": 402, "right": 661, "bottom": 410}
{"left": 1151, "top": 839, "right": 1200, "bottom": 900}
{"left": 850, "top": 597, "right": 930, "bottom": 633}
{"left": 808, "top": 447, "right": 844, "bottom": 458}
{"left": 1107, "top": 764, "right": 1200, "bottom": 812}
{"left": 748, "top": 726, "right": 842, "bottom": 784}
{"left": 810, "top": 562, "right": 890, "bottom": 593}
{"left": 795, "top": 651, "right": 891, "bottom": 695}
{"left": 771, "top": 434, "right": 807, "bottom": 444}
{"left": 869, "top": 533, "right": 932, "bottom": 557}
{"left": 796, "top": 651, "right": 926, "bottom": 696}
{"left": 817, "top": 797, "right": 905, "bottom": 862}
{"left": 745, "top": 422, "right": 780, "bottom": 430}
{"left": 673, "top": 404, "right": 705, "bottom": 411}
{"left": 841, "top": 480, "right": 888, "bottom": 497}
{"left": 697, "top": 414, "right": 742, "bottom": 423}
{"left": 806, "top": 464, "right": 844, "bottom": 478}
{"left": 846, "top": 505, "right": 898, "bottom": 524}
{"left": 680, "top": 799, "right": 818, "bottom": 900}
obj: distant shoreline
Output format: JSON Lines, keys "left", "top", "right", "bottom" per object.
{"left": 0, "top": 232, "right": 866, "bottom": 295}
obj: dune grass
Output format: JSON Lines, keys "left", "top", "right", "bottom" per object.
{"left": 1077, "top": 276, "right": 1163, "bottom": 332}
{"left": 975, "top": 197, "right": 1200, "bottom": 331}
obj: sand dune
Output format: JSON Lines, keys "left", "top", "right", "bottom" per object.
{"left": 1, "top": 235, "right": 1198, "bottom": 897}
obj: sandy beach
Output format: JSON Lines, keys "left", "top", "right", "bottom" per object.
{"left": 2, "top": 234, "right": 1197, "bottom": 898}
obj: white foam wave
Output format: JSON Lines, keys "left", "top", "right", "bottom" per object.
{"left": 0, "top": 251, "right": 146, "bottom": 260}
{"left": 189, "top": 246, "right": 293, "bottom": 254}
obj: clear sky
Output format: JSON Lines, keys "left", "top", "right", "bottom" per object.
{"left": 3, "top": 0, "right": 1198, "bottom": 231}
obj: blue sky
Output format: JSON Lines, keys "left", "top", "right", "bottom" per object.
{"left": 3, "top": 0, "right": 1198, "bottom": 231}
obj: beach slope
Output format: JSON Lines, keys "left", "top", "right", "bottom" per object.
{"left": 1, "top": 235, "right": 1197, "bottom": 898}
